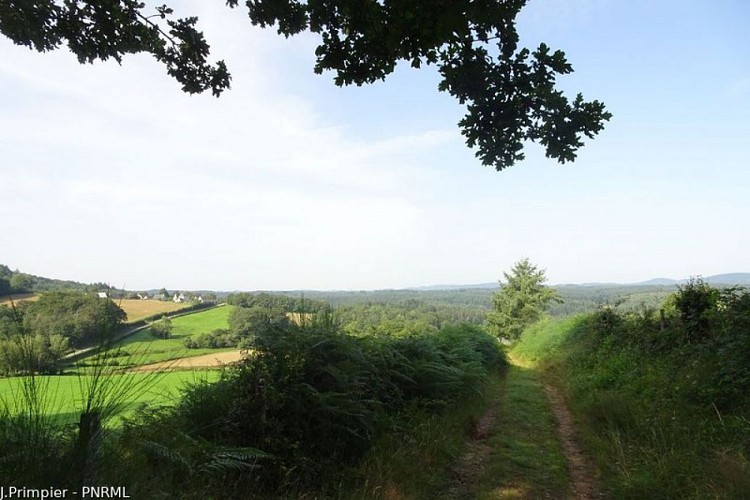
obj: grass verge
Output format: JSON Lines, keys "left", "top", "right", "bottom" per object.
{"left": 513, "top": 314, "right": 750, "bottom": 499}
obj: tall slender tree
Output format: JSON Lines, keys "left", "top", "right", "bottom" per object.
{"left": 487, "top": 258, "right": 561, "bottom": 340}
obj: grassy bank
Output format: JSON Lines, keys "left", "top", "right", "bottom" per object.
{"left": 341, "top": 373, "right": 506, "bottom": 499}
{"left": 512, "top": 300, "right": 750, "bottom": 498}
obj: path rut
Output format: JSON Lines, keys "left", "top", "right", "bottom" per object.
{"left": 544, "top": 384, "right": 602, "bottom": 499}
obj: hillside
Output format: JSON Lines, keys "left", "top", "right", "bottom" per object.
{"left": 0, "top": 263, "right": 99, "bottom": 296}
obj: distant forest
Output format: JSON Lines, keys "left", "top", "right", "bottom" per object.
{"left": 4, "top": 263, "right": 749, "bottom": 319}
{"left": 0, "top": 264, "right": 103, "bottom": 296}
{"left": 275, "top": 285, "right": 681, "bottom": 318}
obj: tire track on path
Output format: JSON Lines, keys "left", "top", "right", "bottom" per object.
{"left": 544, "top": 384, "right": 602, "bottom": 499}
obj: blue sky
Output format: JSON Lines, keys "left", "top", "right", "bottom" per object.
{"left": 0, "top": 0, "right": 748, "bottom": 290}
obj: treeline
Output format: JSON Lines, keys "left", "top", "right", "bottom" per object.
{"left": 226, "top": 292, "right": 327, "bottom": 311}
{"left": 184, "top": 293, "right": 327, "bottom": 349}
{"left": 514, "top": 279, "right": 750, "bottom": 498}
{"left": 273, "top": 285, "right": 682, "bottom": 318}
{"left": 209, "top": 288, "right": 679, "bottom": 350}
{"left": 548, "top": 284, "right": 677, "bottom": 317}
{"left": 337, "top": 299, "right": 487, "bottom": 335}
{"left": 297, "top": 288, "right": 496, "bottom": 308}
{"left": 185, "top": 292, "right": 490, "bottom": 350}
{"left": 0, "top": 264, "right": 109, "bottom": 296}
{"left": 0, "top": 292, "right": 126, "bottom": 374}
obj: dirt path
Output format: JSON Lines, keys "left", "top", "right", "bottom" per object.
{"left": 131, "top": 350, "right": 245, "bottom": 372}
{"left": 544, "top": 384, "right": 601, "bottom": 499}
{"left": 445, "top": 357, "right": 602, "bottom": 499}
{"left": 444, "top": 400, "right": 500, "bottom": 499}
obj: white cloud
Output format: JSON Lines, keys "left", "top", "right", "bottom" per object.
{"left": 0, "top": 10, "right": 456, "bottom": 290}
{"left": 1, "top": 2, "right": 749, "bottom": 290}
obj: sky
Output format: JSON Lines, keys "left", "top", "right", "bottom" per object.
{"left": 1, "top": 0, "right": 748, "bottom": 291}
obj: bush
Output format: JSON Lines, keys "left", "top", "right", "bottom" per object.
{"left": 149, "top": 317, "right": 173, "bottom": 339}
{"left": 183, "top": 329, "right": 236, "bottom": 349}
{"left": 674, "top": 278, "right": 719, "bottom": 342}
{"left": 170, "top": 320, "right": 505, "bottom": 493}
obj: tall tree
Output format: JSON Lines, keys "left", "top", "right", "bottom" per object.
{"left": 0, "top": 1, "right": 610, "bottom": 171}
{"left": 487, "top": 258, "right": 560, "bottom": 340}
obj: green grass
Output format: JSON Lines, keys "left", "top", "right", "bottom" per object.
{"left": 474, "top": 363, "right": 568, "bottom": 499}
{"left": 337, "top": 373, "right": 506, "bottom": 499}
{"left": 84, "top": 305, "right": 235, "bottom": 367}
{"left": 0, "top": 371, "right": 220, "bottom": 423}
{"left": 336, "top": 360, "right": 568, "bottom": 499}
{"left": 512, "top": 315, "right": 750, "bottom": 499}
{"left": 510, "top": 314, "right": 586, "bottom": 364}
{"left": 0, "top": 306, "right": 232, "bottom": 430}
{"left": 163, "top": 305, "right": 233, "bottom": 336}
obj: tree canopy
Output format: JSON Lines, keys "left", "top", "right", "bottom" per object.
{"left": 0, "top": 291, "right": 127, "bottom": 373}
{"left": 1, "top": 0, "right": 610, "bottom": 171}
{"left": 20, "top": 291, "right": 127, "bottom": 348}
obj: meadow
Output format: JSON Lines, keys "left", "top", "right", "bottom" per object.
{"left": 0, "top": 370, "right": 220, "bottom": 423}
{"left": 92, "top": 305, "right": 235, "bottom": 367}
{"left": 1, "top": 305, "right": 234, "bottom": 426}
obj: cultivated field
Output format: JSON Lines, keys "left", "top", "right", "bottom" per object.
{"left": 117, "top": 298, "right": 192, "bottom": 323}
{"left": 0, "top": 293, "right": 39, "bottom": 306}
{"left": 133, "top": 350, "right": 245, "bottom": 372}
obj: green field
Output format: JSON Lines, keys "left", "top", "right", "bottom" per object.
{"left": 85, "top": 305, "right": 234, "bottom": 367}
{"left": 0, "top": 370, "right": 220, "bottom": 423}
{"left": 0, "top": 306, "right": 234, "bottom": 424}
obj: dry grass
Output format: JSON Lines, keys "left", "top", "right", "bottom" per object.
{"left": 116, "top": 299, "right": 191, "bottom": 323}
{"left": 131, "top": 350, "right": 246, "bottom": 372}
{"left": 287, "top": 312, "right": 314, "bottom": 325}
{"left": 0, "top": 293, "right": 39, "bottom": 306}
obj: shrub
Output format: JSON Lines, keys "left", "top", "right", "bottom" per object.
{"left": 674, "top": 278, "right": 719, "bottom": 342}
{"left": 149, "top": 317, "right": 173, "bottom": 339}
{"left": 184, "top": 329, "right": 236, "bottom": 349}
{"left": 171, "top": 320, "right": 505, "bottom": 493}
